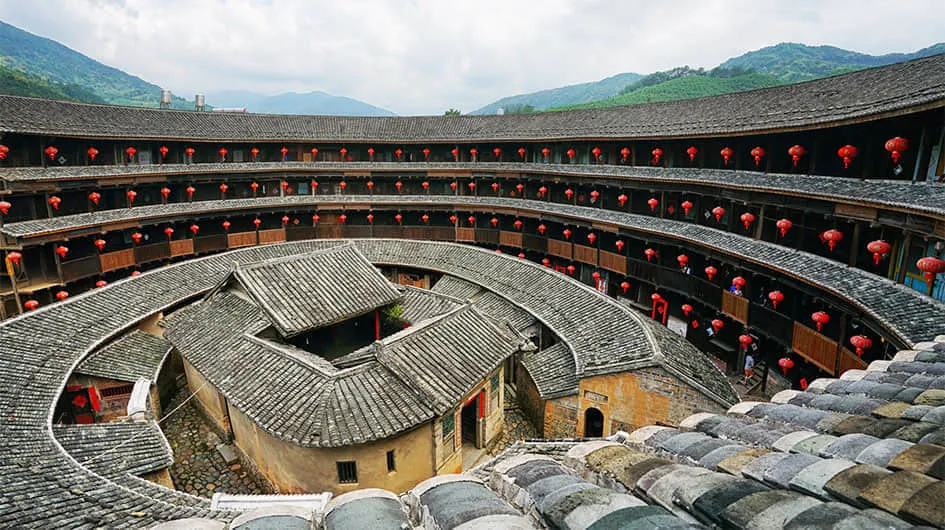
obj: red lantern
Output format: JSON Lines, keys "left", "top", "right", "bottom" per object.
{"left": 468, "top": 182, "right": 476, "bottom": 192}
{"left": 422, "top": 181, "right": 430, "bottom": 192}
{"left": 565, "top": 189, "right": 574, "bottom": 201}
{"left": 367, "top": 148, "right": 375, "bottom": 159}
{"left": 131, "top": 271, "right": 141, "bottom": 277}
{"left": 768, "top": 290, "right": 784, "bottom": 309}
{"left": 164, "top": 227, "right": 174, "bottom": 239}
{"left": 720, "top": 147, "right": 733, "bottom": 165}
{"left": 562, "top": 229, "right": 572, "bottom": 240}
{"left": 778, "top": 357, "right": 794, "bottom": 375}
{"left": 396, "top": 214, "right": 404, "bottom": 224}
{"left": 48, "top": 196, "right": 61, "bottom": 210}
{"left": 681, "top": 200, "right": 693, "bottom": 215}
{"left": 750, "top": 147, "right": 765, "bottom": 167}
{"left": 885, "top": 137, "right": 910, "bottom": 164}
{"left": 160, "top": 187, "right": 171, "bottom": 203}
{"left": 222, "top": 221, "right": 231, "bottom": 231}
{"left": 24, "top": 300, "right": 38, "bottom": 311}
{"left": 712, "top": 206, "right": 725, "bottom": 222}
{"left": 250, "top": 182, "right": 259, "bottom": 195}
{"left": 44, "top": 146, "right": 59, "bottom": 160}
{"left": 312, "top": 214, "right": 320, "bottom": 224}
{"left": 917, "top": 256, "right": 945, "bottom": 281}
{"left": 811, "top": 311, "right": 830, "bottom": 332}
{"left": 687, "top": 146, "right": 698, "bottom": 162}
{"left": 788, "top": 145, "right": 806, "bottom": 167}
{"left": 732, "top": 276, "right": 746, "bottom": 289}
{"left": 651, "top": 148, "right": 663, "bottom": 164}
{"left": 589, "top": 190, "right": 600, "bottom": 203}
{"left": 396, "top": 148, "right": 404, "bottom": 160}
{"left": 587, "top": 233, "right": 597, "bottom": 245}
{"left": 739, "top": 334, "right": 753, "bottom": 351}
{"left": 311, "top": 181, "right": 319, "bottom": 191}
{"left": 867, "top": 240, "right": 891, "bottom": 265}
{"left": 621, "top": 281, "right": 630, "bottom": 293}
{"left": 422, "top": 214, "right": 430, "bottom": 224}
{"left": 56, "top": 291, "right": 69, "bottom": 302}
{"left": 339, "top": 181, "right": 347, "bottom": 192}
{"left": 281, "top": 181, "right": 289, "bottom": 192}
{"left": 740, "top": 212, "right": 755, "bottom": 230}
{"left": 0, "top": 145, "right": 8, "bottom": 160}
{"left": 615, "top": 240, "right": 625, "bottom": 252}
{"left": 518, "top": 147, "right": 526, "bottom": 159}
{"left": 592, "top": 271, "right": 601, "bottom": 281}
{"left": 776, "top": 219, "right": 792, "bottom": 238}
{"left": 54, "top": 245, "right": 68, "bottom": 259}
{"left": 94, "top": 239, "right": 106, "bottom": 252}
{"left": 617, "top": 194, "right": 628, "bottom": 207}
{"left": 190, "top": 224, "right": 200, "bottom": 234}
{"left": 538, "top": 224, "right": 546, "bottom": 235}
{"left": 492, "top": 182, "right": 500, "bottom": 194}
{"left": 451, "top": 148, "right": 459, "bottom": 160}
{"left": 566, "top": 148, "right": 576, "bottom": 161}
{"left": 250, "top": 147, "right": 259, "bottom": 161}
{"left": 704, "top": 266, "right": 717, "bottom": 280}
{"left": 677, "top": 254, "right": 688, "bottom": 268}
{"left": 7, "top": 251, "right": 21, "bottom": 266}
{"left": 681, "top": 304, "right": 693, "bottom": 317}
{"left": 311, "top": 147, "right": 319, "bottom": 159}
{"left": 340, "top": 214, "right": 350, "bottom": 224}
{"left": 281, "top": 216, "right": 290, "bottom": 225}
{"left": 542, "top": 258, "right": 551, "bottom": 267}
{"left": 218, "top": 148, "right": 228, "bottom": 161}
{"left": 518, "top": 253, "right": 525, "bottom": 259}
{"left": 821, "top": 229, "right": 843, "bottom": 251}
{"left": 422, "top": 148, "right": 430, "bottom": 160}
{"left": 711, "top": 319, "right": 724, "bottom": 333}
{"left": 219, "top": 183, "right": 229, "bottom": 195}
{"left": 691, "top": 320, "right": 699, "bottom": 329}
{"left": 493, "top": 147, "right": 501, "bottom": 160}
{"left": 514, "top": 219, "right": 523, "bottom": 230}
{"left": 449, "top": 215, "right": 457, "bottom": 225}
{"left": 850, "top": 335, "right": 873, "bottom": 357}
{"left": 647, "top": 198, "right": 659, "bottom": 211}
{"left": 131, "top": 233, "right": 143, "bottom": 244}
{"left": 469, "top": 148, "right": 477, "bottom": 160}
{"left": 185, "top": 147, "right": 195, "bottom": 158}
{"left": 620, "top": 147, "right": 630, "bottom": 161}
{"left": 468, "top": 216, "right": 476, "bottom": 226}
{"left": 450, "top": 182, "right": 458, "bottom": 191}
{"left": 534, "top": 185, "right": 545, "bottom": 198}
{"left": 837, "top": 145, "right": 858, "bottom": 169}
{"left": 541, "top": 147, "right": 551, "bottom": 159}
{"left": 126, "top": 190, "right": 137, "bottom": 204}
{"left": 516, "top": 183, "right": 524, "bottom": 195}
{"left": 340, "top": 148, "right": 348, "bottom": 159}
{"left": 87, "top": 147, "right": 99, "bottom": 161}
{"left": 366, "top": 214, "right": 375, "bottom": 224}
{"left": 96, "top": 280, "right": 107, "bottom": 288}
{"left": 186, "top": 186, "right": 196, "bottom": 199}
{"left": 0, "top": 200, "right": 8, "bottom": 216}
{"left": 87, "top": 193, "right": 100, "bottom": 206}
{"left": 644, "top": 248, "right": 656, "bottom": 262}
{"left": 591, "top": 147, "right": 601, "bottom": 161}
{"left": 566, "top": 265, "right": 576, "bottom": 275}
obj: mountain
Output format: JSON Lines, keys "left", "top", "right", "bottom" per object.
{"left": 717, "top": 42, "right": 945, "bottom": 83}
{"left": 470, "top": 72, "right": 643, "bottom": 115}
{"left": 205, "top": 90, "right": 397, "bottom": 116}
{"left": 0, "top": 63, "right": 105, "bottom": 104}
{"left": 552, "top": 67, "right": 782, "bottom": 111}
{"left": 0, "top": 20, "right": 192, "bottom": 108}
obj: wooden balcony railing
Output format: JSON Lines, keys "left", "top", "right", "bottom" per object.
{"left": 100, "top": 249, "right": 135, "bottom": 273}
{"left": 169, "top": 239, "right": 195, "bottom": 258}
{"left": 838, "top": 347, "right": 868, "bottom": 374}
{"left": 227, "top": 231, "right": 257, "bottom": 248}
{"left": 547, "top": 239, "right": 572, "bottom": 260}
{"left": 573, "top": 244, "right": 597, "bottom": 265}
{"left": 456, "top": 228, "right": 475, "bottom": 242}
{"left": 61, "top": 256, "right": 101, "bottom": 283}
{"left": 792, "top": 322, "right": 839, "bottom": 375}
{"left": 499, "top": 231, "right": 523, "bottom": 248}
{"left": 195, "top": 234, "right": 228, "bottom": 253}
{"left": 599, "top": 251, "right": 626, "bottom": 274}
{"left": 721, "top": 290, "right": 749, "bottom": 324}
{"left": 135, "top": 242, "right": 170, "bottom": 264}
{"left": 258, "top": 228, "right": 286, "bottom": 245}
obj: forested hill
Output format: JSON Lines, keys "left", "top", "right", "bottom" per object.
{"left": 470, "top": 72, "right": 643, "bottom": 115}
{"left": 0, "top": 64, "right": 105, "bottom": 103}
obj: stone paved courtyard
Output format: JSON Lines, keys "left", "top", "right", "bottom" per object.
{"left": 487, "top": 385, "right": 540, "bottom": 458}
{"left": 161, "top": 384, "right": 271, "bottom": 497}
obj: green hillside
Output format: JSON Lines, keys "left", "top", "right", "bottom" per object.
{"left": 0, "top": 64, "right": 104, "bottom": 103}
{"left": 470, "top": 72, "right": 643, "bottom": 115}
{"left": 0, "top": 20, "right": 191, "bottom": 108}
{"left": 552, "top": 69, "right": 782, "bottom": 111}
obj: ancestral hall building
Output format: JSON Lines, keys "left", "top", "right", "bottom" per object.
{"left": 0, "top": 55, "right": 944, "bottom": 527}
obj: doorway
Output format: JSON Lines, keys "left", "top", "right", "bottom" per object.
{"left": 461, "top": 395, "right": 479, "bottom": 447}
{"left": 584, "top": 407, "right": 604, "bottom": 437}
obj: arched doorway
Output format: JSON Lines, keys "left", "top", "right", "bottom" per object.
{"left": 584, "top": 407, "right": 604, "bottom": 437}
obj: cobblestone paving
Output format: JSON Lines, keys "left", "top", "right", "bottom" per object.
{"left": 162, "top": 385, "right": 271, "bottom": 497}
{"left": 488, "top": 385, "right": 540, "bottom": 457}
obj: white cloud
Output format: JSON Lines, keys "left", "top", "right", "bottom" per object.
{"left": 1, "top": 0, "right": 943, "bottom": 114}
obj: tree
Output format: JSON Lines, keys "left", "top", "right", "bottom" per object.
{"left": 444, "top": 108, "right": 461, "bottom": 116}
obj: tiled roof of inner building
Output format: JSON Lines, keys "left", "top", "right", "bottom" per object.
{"left": 4, "top": 163, "right": 945, "bottom": 220}
{"left": 75, "top": 329, "right": 171, "bottom": 383}
{"left": 0, "top": 239, "right": 725, "bottom": 526}
{"left": 1, "top": 53, "right": 944, "bottom": 142}
{"left": 6, "top": 194, "right": 944, "bottom": 346}
{"left": 230, "top": 244, "right": 402, "bottom": 337}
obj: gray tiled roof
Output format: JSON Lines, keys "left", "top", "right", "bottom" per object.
{"left": 520, "top": 342, "right": 578, "bottom": 399}
{"left": 0, "top": 239, "right": 733, "bottom": 527}
{"left": 53, "top": 420, "right": 172, "bottom": 478}
{"left": 76, "top": 330, "right": 171, "bottom": 382}
{"left": 3, "top": 162, "right": 944, "bottom": 220}
{"left": 472, "top": 291, "right": 537, "bottom": 331}
{"left": 2, "top": 53, "right": 944, "bottom": 141}
{"left": 430, "top": 274, "right": 483, "bottom": 300}
{"left": 397, "top": 285, "right": 463, "bottom": 325}
{"left": 232, "top": 244, "right": 402, "bottom": 337}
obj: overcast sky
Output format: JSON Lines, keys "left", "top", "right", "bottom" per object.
{"left": 1, "top": 0, "right": 943, "bottom": 115}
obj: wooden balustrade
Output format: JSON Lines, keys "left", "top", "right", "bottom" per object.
{"left": 599, "top": 251, "right": 626, "bottom": 274}
{"left": 258, "top": 228, "right": 286, "bottom": 245}
{"left": 456, "top": 228, "right": 475, "bottom": 242}
{"left": 474, "top": 229, "right": 499, "bottom": 245}
{"left": 169, "top": 239, "right": 195, "bottom": 258}
{"left": 523, "top": 234, "right": 547, "bottom": 253}
{"left": 135, "top": 242, "right": 170, "bottom": 264}
{"left": 195, "top": 234, "right": 228, "bottom": 253}
{"left": 721, "top": 290, "right": 749, "bottom": 324}
{"left": 227, "top": 231, "right": 257, "bottom": 248}
{"left": 792, "top": 322, "right": 839, "bottom": 375}
{"left": 100, "top": 249, "right": 135, "bottom": 273}
{"left": 499, "top": 231, "right": 523, "bottom": 248}
{"left": 547, "top": 239, "right": 572, "bottom": 259}
{"left": 838, "top": 347, "right": 868, "bottom": 374}
{"left": 60, "top": 256, "right": 101, "bottom": 283}
{"left": 285, "top": 227, "right": 316, "bottom": 242}
{"left": 573, "top": 244, "right": 597, "bottom": 265}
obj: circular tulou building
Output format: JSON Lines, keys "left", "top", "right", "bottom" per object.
{"left": 0, "top": 54, "right": 944, "bottom": 528}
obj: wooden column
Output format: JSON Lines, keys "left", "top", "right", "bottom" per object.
{"left": 849, "top": 221, "right": 863, "bottom": 267}
{"left": 896, "top": 231, "right": 911, "bottom": 284}
{"left": 754, "top": 205, "right": 766, "bottom": 240}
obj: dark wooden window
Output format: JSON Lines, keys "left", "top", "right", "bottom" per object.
{"left": 336, "top": 461, "right": 358, "bottom": 484}
{"left": 386, "top": 450, "right": 396, "bottom": 472}
{"left": 100, "top": 384, "right": 134, "bottom": 397}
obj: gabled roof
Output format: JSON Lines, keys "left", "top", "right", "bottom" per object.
{"left": 231, "top": 244, "right": 401, "bottom": 337}
{"left": 75, "top": 330, "right": 171, "bottom": 383}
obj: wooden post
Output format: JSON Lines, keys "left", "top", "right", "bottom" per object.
{"left": 849, "top": 221, "right": 863, "bottom": 267}
{"left": 754, "top": 205, "right": 766, "bottom": 240}
{"left": 913, "top": 126, "right": 928, "bottom": 183}
{"left": 896, "top": 231, "right": 911, "bottom": 285}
